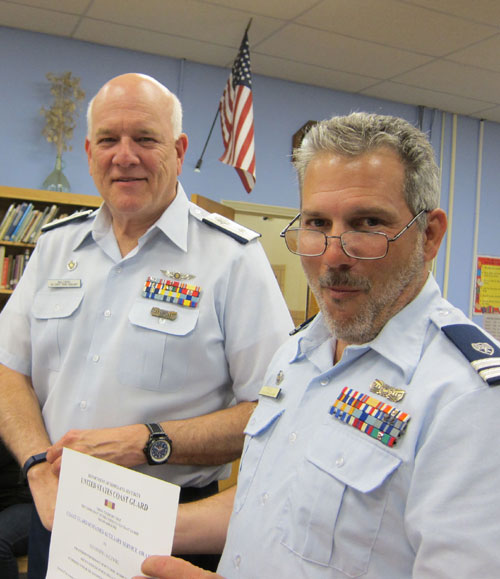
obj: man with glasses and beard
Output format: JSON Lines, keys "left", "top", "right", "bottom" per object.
{"left": 135, "top": 111, "right": 500, "bottom": 579}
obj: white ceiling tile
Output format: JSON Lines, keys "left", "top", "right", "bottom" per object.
{"left": 257, "top": 24, "right": 433, "bottom": 78}
{"left": 195, "top": 0, "right": 319, "bottom": 20}
{"left": 360, "top": 80, "right": 497, "bottom": 116}
{"left": 86, "top": 0, "right": 282, "bottom": 46}
{"left": 407, "top": 0, "right": 500, "bottom": 27}
{"left": 297, "top": 0, "right": 497, "bottom": 56}
{"left": 447, "top": 35, "right": 500, "bottom": 73}
{"left": 469, "top": 106, "right": 500, "bottom": 123}
{"left": 393, "top": 60, "right": 500, "bottom": 103}
{"left": 74, "top": 19, "right": 237, "bottom": 66}
{"left": 4, "top": 0, "right": 90, "bottom": 13}
{"left": 251, "top": 53, "right": 378, "bottom": 93}
{"left": 0, "top": 1, "right": 80, "bottom": 34}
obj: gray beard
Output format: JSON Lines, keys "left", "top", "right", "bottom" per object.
{"left": 307, "top": 243, "right": 425, "bottom": 345}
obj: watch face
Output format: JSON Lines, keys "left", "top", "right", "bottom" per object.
{"left": 150, "top": 439, "right": 171, "bottom": 463}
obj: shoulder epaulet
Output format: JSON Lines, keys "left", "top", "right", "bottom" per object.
{"left": 201, "top": 212, "right": 261, "bottom": 245}
{"left": 289, "top": 314, "right": 317, "bottom": 336}
{"left": 41, "top": 209, "right": 94, "bottom": 233}
{"left": 442, "top": 323, "right": 500, "bottom": 386}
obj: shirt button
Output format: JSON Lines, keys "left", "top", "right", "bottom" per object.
{"left": 289, "top": 432, "right": 297, "bottom": 443}
{"left": 104, "top": 309, "right": 111, "bottom": 317}
{"left": 336, "top": 456, "right": 345, "bottom": 468}
{"left": 54, "top": 304, "right": 61, "bottom": 312}
{"left": 439, "top": 309, "right": 450, "bottom": 316}
{"left": 92, "top": 354, "right": 100, "bottom": 363}
{"left": 261, "top": 492, "right": 269, "bottom": 504}
{"left": 80, "top": 401, "right": 87, "bottom": 410}
{"left": 320, "top": 378, "right": 329, "bottom": 386}
{"left": 234, "top": 555, "right": 241, "bottom": 569}
{"left": 115, "top": 267, "right": 122, "bottom": 274}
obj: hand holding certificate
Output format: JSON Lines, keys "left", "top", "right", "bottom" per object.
{"left": 47, "top": 448, "right": 180, "bottom": 578}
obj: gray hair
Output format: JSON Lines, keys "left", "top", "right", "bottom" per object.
{"left": 86, "top": 74, "right": 183, "bottom": 139}
{"left": 293, "top": 112, "right": 440, "bottom": 221}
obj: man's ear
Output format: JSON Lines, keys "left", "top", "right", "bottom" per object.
{"left": 423, "top": 208, "right": 447, "bottom": 262}
{"left": 175, "top": 134, "right": 189, "bottom": 176}
{"left": 85, "top": 138, "right": 93, "bottom": 176}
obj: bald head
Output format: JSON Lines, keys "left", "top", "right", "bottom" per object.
{"left": 87, "top": 73, "right": 183, "bottom": 139}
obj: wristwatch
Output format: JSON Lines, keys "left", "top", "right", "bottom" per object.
{"left": 22, "top": 452, "right": 47, "bottom": 479}
{"left": 143, "top": 423, "right": 172, "bottom": 465}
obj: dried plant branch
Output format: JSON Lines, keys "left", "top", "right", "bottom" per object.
{"left": 40, "top": 72, "right": 86, "bottom": 158}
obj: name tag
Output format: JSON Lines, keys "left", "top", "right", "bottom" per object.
{"left": 48, "top": 279, "right": 82, "bottom": 288}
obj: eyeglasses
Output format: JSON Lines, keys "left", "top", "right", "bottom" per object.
{"left": 280, "top": 209, "right": 427, "bottom": 260}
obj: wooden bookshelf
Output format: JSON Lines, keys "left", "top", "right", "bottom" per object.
{"left": 0, "top": 185, "right": 101, "bottom": 306}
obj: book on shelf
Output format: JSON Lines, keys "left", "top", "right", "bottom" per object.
{"left": 18, "top": 211, "right": 39, "bottom": 243}
{"left": 9, "top": 203, "right": 34, "bottom": 242}
{"left": 31, "top": 205, "right": 60, "bottom": 243}
{"left": 21, "top": 211, "right": 43, "bottom": 244}
{"left": 10, "top": 250, "right": 28, "bottom": 290}
{"left": 0, "top": 246, "right": 5, "bottom": 288}
{"left": 4, "top": 202, "right": 28, "bottom": 241}
{"left": 0, "top": 249, "right": 31, "bottom": 291}
{"left": 0, "top": 203, "right": 16, "bottom": 240}
{"left": 1, "top": 255, "right": 12, "bottom": 290}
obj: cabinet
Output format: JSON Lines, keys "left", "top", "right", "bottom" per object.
{"left": 0, "top": 185, "right": 101, "bottom": 308}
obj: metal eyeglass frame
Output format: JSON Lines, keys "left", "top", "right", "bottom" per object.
{"left": 280, "top": 209, "right": 428, "bottom": 260}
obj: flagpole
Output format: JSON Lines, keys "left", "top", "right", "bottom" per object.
{"left": 194, "top": 107, "right": 220, "bottom": 172}
{"left": 194, "top": 17, "right": 253, "bottom": 173}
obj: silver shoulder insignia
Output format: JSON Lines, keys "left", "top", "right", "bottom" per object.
{"left": 202, "top": 213, "right": 261, "bottom": 244}
{"left": 41, "top": 209, "right": 94, "bottom": 233}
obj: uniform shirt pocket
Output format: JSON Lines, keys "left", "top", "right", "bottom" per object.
{"left": 118, "top": 299, "right": 200, "bottom": 391}
{"left": 280, "top": 423, "right": 401, "bottom": 576}
{"left": 32, "top": 289, "right": 84, "bottom": 371}
{"left": 234, "top": 402, "right": 284, "bottom": 513}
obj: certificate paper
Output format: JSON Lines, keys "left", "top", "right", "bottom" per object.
{"left": 47, "top": 448, "right": 180, "bottom": 578}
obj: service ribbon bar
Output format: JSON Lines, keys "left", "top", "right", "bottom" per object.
{"left": 142, "top": 277, "right": 202, "bottom": 308}
{"left": 329, "top": 386, "right": 411, "bottom": 447}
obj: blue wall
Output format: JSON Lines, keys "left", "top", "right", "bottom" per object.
{"left": 1, "top": 26, "right": 499, "bottom": 324}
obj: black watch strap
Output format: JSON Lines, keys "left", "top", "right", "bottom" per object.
{"left": 145, "top": 423, "right": 165, "bottom": 436}
{"left": 22, "top": 452, "right": 47, "bottom": 479}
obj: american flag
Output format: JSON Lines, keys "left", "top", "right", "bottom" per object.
{"left": 219, "top": 30, "right": 256, "bottom": 193}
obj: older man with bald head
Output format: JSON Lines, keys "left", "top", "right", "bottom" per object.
{"left": 0, "top": 74, "right": 292, "bottom": 578}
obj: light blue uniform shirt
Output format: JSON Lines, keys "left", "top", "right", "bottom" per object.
{"left": 219, "top": 275, "right": 500, "bottom": 577}
{"left": 0, "top": 185, "right": 293, "bottom": 486}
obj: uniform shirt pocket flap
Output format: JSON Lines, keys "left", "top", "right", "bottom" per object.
{"left": 129, "top": 299, "right": 199, "bottom": 336}
{"left": 32, "top": 289, "right": 84, "bottom": 319}
{"left": 307, "top": 427, "right": 401, "bottom": 493}
{"left": 244, "top": 403, "right": 284, "bottom": 437}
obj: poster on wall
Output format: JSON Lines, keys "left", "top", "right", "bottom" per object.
{"left": 474, "top": 256, "right": 500, "bottom": 341}
{"left": 474, "top": 256, "right": 500, "bottom": 314}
